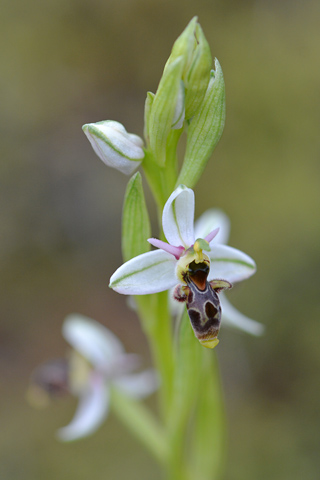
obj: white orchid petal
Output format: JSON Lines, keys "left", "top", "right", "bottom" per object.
{"left": 63, "top": 315, "right": 124, "bottom": 368}
{"left": 127, "top": 132, "right": 144, "bottom": 148}
{"left": 162, "top": 185, "right": 195, "bottom": 247}
{"left": 208, "top": 244, "right": 256, "bottom": 283}
{"left": 220, "top": 293, "right": 264, "bottom": 336}
{"left": 109, "top": 250, "right": 177, "bottom": 295}
{"left": 57, "top": 375, "right": 109, "bottom": 441}
{"left": 89, "top": 121, "right": 144, "bottom": 160}
{"left": 194, "top": 208, "right": 230, "bottom": 245}
{"left": 113, "top": 369, "right": 159, "bottom": 399}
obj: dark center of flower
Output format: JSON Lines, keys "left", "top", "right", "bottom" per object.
{"left": 187, "top": 261, "right": 209, "bottom": 291}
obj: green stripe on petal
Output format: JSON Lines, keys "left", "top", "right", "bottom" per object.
{"left": 82, "top": 121, "right": 144, "bottom": 175}
{"left": 207, "top": 244, "right": 256, "bottom": 284}
{"left": 109, "top": 250, "right": 177, "bottom": 295}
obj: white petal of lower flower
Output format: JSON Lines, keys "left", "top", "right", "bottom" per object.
{"left": 220, "top": 293, "right": 264, "bottom": 336}
{"left": 208, "top": 244, "right": 256, "bottom": 283}
{"left": 194, "top": 208, "right": 230, "bottom": 245}
{"left": 63, "top": 315, "right": 124, "bottom": 368}
{"left": 113, "top": 369, "right": 159, "bottom": 399}
{"left": 162, "top": 185, "right": 195, "bottom": 248}
{"left": 109, "top": 250, "right": 177, "bottom": 295}
{"left": 57, "top": 374, "right": 109, "bottom": 441}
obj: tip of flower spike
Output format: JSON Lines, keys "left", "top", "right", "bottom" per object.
{"left": 199, "top": 337, "right": 219, "bottom": 349}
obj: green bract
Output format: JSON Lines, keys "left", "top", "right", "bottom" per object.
{"left": 148, "top": 57, "right": 184, "bottom": 166}
{"left": 165, "top": 17, "right": 212, "bottom": 120}
{"left": 164, "top": 17, "right": 197, "bottom": 74}
{"left": 143, "top": 92, "right": 155, "bottom": 146}
{"left": 177, "top": 59, "right": 226, "bottom": 188}
{"left": 183, "top": 23, "right": 212, "bottom": 119}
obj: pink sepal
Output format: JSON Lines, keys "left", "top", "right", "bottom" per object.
{"left": 204, "top": 227, "right": 220, "bottom": 244}
{"left": 147, "top": 238, "right": 185, "bottom": 260}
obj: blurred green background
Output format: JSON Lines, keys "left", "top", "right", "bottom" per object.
{"left": 1, "top": 0, "right": 319, "bottom": 478}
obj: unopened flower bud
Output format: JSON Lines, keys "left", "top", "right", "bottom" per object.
{"left": 82, "top": 120, "right": 145, "bottom": 175}
{"left": 177, "top": 60, "right": 226, "bottom": 188}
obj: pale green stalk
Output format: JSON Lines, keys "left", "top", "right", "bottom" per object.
{"left": 136, "top": 293, "right": 174, "bottom": 419}
{"left": 110, "top": 388, "right": 168, "bottom": 465}
{"left": 166, "top": 311, "right": 203, "bottom": 479}
{"left": 190, "top": 352, "right": 227, "bottom": 479}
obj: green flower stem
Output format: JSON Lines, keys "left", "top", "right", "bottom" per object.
{"left": 142, "top": 141, "right": 179, "bottom": 213}
{"left": 188, "top": 351, "right": 226, "bottom": 480}
{"left": 136, "top": 292, "right": 174, "bottom": 419}
{"left": 122, "top": 172, "right": 151, "bottom": 263}
{"left": 166, "top": 311, "right": 204, "bottom": 480}
{"left": 110, "top": 387, "right": 168, "bottom": 465}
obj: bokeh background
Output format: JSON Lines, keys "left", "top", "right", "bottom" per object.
{"left": 1, "top": 0, "right": 319, "bottom": 478}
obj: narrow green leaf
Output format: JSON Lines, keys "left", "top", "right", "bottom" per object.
{"left": 177, "top": 59, "right": 226, "bottom": 189}
{"left": 122, "top": 172, "right": 151, "bottom": 262}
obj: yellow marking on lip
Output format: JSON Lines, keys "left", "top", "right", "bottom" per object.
{"left": 199, "top": 337, "right": 219, "bottom": 349}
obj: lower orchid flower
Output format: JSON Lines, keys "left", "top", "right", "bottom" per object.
{"left": 109, "top": 185, "right": 257, "bottom": 348}
{"left": 29, "top": 314, "right": 158, "bottom": 441}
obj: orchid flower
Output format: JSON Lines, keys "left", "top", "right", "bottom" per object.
{"left": 109, "top": 185, "right": 257, "bottom": 347}
{"left": 56, "top": 314, "right": 158, "bottom": 441}
{"left": 82, "top": 120, "right": 145, "bottom": 175}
